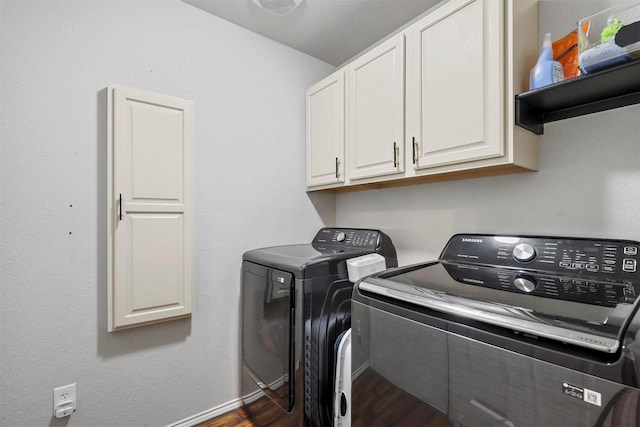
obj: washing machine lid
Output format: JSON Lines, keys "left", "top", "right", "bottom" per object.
{"left": 359, "top": 234, "right": 640, "bottom": 354}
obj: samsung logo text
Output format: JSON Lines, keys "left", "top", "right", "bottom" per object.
{"left": 462, "top": 238, "right": 483, "bottom": 243}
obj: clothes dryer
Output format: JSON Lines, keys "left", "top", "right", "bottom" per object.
{"left": 241, "top": 228, "right": 397, "bottom": 427}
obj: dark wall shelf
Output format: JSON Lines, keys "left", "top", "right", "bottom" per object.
{"left": 515, "top": 60, "right": 640, "bottom": 135}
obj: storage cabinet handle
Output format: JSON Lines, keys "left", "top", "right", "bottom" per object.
{"left": 393, "top": 142, "right": 399, "bottom": 168}
{"left": 119, "top": 193, "right": 123, "bottom": 221}
{"left": 335, "top": 157, "right": 340, "bottom": 179}
{"left": 412, "top": 137, "right": 419, "bottom": 164}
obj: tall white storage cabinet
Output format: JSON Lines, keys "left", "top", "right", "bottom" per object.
{"left": 107, "top": 85, "right": 194, "bottom": 332}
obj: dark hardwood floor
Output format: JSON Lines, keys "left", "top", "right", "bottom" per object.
{"left": 195, "top": 406, "right": 255, "bottom": 427}
{"left": 196, "top": 368, "right": 451, "bottom": 427}
{"left": 196, "top": 369, "right": 452, "bottom": 427}
{"left": 350, "top": 369, "right": 451, "bottom": 427}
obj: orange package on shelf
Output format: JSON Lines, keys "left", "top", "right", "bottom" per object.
{"left": 553, "top": 24, "right": 590, "bottom": 80}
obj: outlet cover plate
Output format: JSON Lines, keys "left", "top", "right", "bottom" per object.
{"left": 53, "top": 383, "right": 76, "bottom": 418}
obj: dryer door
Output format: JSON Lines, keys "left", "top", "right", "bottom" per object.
{"left": 242, "top": 261, "right": 295, "bottom": 412}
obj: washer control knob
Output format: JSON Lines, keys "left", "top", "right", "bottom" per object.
{"left": 514, "top": 276, "right": 537, "bottom": 293}
{"left": 513, "top": 243, "right": 536, "bottom": 262}
{"left": 336, "top": 231, "right": 346, "bottom": 242}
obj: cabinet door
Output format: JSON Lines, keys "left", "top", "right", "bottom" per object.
{"left": 406, "top": 0, "right": 503, "bottom": 170}
{"left": 108, "top": 84, "right": 193, "bottom": 331}
{"left": 306, "top": 71, "right": 345, "bottom": 187}
{"left": 347, "top": 33, "right": 405, "bottom": 180}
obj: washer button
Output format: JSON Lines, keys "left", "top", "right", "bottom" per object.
{"left": 623, "top": 259, "right": 637, "bottom": 272}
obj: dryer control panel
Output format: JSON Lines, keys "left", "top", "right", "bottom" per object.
{"left": 313, "top": 228, "right": 382, "bottom": 250}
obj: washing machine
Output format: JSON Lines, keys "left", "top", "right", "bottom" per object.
{"left": 351, "top": 233, "right": 640, "bottom": 426}
{"left": 241, "top": 227, "right": 397, "bottom": 427}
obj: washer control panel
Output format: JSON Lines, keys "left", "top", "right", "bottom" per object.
{"left": 441, "top": 234, "right": 640, "bottom": 282}
{"left": 444, "top": 262, "right": 638, "bottom": 306}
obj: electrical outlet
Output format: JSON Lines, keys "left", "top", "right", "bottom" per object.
{"left": 53, "top": 383, "right": 76, "bottom": 418}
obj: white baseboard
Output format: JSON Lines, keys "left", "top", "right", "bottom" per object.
{"left": 241, "top": 387, "right": 266, "bottom": 405}
{"left": 167, "top": 398, "right": 244, "bottom": 427}
{"left": 352, "top": 360, "right": 369, "bottom": 380}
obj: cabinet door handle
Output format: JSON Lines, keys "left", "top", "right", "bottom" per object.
{"left": 119, "top": 193, "right": 123, "bottom": 221}
{"left": 393, "top": 142, "right": 399, "bottom": 168}
{"left": 412, "top": 137, "right": 415, "bottom": 164}
{"left": 335, "top": 157, "right": 340, "bottom": 179}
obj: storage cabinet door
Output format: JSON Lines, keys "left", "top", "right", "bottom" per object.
{"left": 306, "top": 71, "right": 345, "bottom": 188}
{"left": 406, "top": 0, "right": 503, "bottom": 170}
{"left": 347, "top": 33, "right": 405, "bottom": 180}
{"left": 108, "top": 84, "right": 193, "bottom": 331}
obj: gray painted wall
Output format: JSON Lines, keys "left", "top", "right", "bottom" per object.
{"left": 0, "top": 1, "right": 334, "bottom": 426}
{"left": 336, "top": 0, "right": 640, "bottom": 265}
{"left": 1, "top": 0, "right": 638, "bottom": 426}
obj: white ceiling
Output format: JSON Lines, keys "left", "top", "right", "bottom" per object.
{"left": 182, "top": 0, "right": 444, "bottom": 66}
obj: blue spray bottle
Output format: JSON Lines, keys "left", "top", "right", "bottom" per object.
{"left": 529, "top": 33, "right": 564, "bottom": 90}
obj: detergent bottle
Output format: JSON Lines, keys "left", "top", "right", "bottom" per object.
{"left": 529, "top": 33, "right": 564, "bottom": 90}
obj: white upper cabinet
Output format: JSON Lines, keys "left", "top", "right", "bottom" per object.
{"left": 406, "top": 0, "right": 503, "bottom": 170}
{"left": 306, "top": 71, "right": 345, "bottom": 188}
{"left": 108, "top": 84, "right": 194, "bottom": 331}
{"left": 347, "top": 33, "right": 405, "bottom": 180}
{"left": 306, "top": 0, "right": 538, "bottom": 191}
